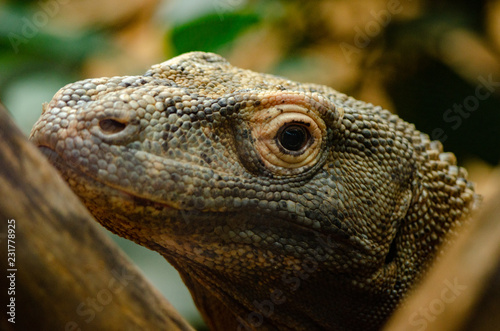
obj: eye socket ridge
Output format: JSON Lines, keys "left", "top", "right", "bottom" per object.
{"left": 275, "top": 122, "right": 313, "bottom": 154}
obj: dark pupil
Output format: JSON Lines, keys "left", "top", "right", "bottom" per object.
{"left": 279, "top": 125, "right": 307, "bottom": 151}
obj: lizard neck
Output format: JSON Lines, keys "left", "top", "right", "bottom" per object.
{"left": 167, "top": 254, "right": 398, "bottom": 331}
{"left": 167, "top": 258, "right": 249, "bottom": 330}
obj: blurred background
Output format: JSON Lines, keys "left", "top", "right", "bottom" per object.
{"left": 1, "top": 0, "right": 499, "bottom": 329}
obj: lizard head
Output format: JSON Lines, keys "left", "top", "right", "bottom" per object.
{"left": 30, "top": 52, "right": 477, "bottom": 330}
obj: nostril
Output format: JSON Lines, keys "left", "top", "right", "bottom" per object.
{"left": 99, "top": 119, "right": 127, "bottom": 134}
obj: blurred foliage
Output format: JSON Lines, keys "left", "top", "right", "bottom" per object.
{"left": 0, "top": 4, "right": 110, "bottom": 90}
{"left": 171, "top": 12, "right": 260, "bottom": 54}
{"left": 3, "top": 0, "right": 498, "bottom": 164}
{"left": 1, "top": 0, "right": 500, "bottom": 329}
{"left": 0, "top": 6, "right": 109, "bottom": 90}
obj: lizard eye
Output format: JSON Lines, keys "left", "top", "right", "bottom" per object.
{"left": 276, "top": 123, "right": 311, "bottom": 153}
{"left": 250, "top": 104, "right": 326, "bottom": 175}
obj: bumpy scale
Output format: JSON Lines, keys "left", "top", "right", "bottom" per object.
{"left": 30, "top": 52, "right": 478, "bottom": 331}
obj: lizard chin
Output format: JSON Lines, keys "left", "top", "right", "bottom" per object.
{"left": 37, "top": 146, "right": 63, "bottom": 166}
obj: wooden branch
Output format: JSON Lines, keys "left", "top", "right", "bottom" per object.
{"left": 0, "top": 103, "right": 194, "bottom": 331}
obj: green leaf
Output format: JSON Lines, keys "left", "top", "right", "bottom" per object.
{"left": 170, "top": 12, "right": 260, "bottom": 55}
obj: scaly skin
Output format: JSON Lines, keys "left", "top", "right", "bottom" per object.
{"left": 30, "top": 52, "right": 478, "bottom": 331}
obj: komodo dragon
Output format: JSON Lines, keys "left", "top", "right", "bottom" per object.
{"left": 30, "top": 52, "right": 478, "bottom": 330}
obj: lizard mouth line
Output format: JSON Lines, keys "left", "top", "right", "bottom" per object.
{"left": 36, "top": 147, "right": 338, "bottom": 240}
{"left": 36, "top": 145, "right": 183, "bottom": 211}
{"left": 36, "top": 147, "right": 358, "bottom": 247}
